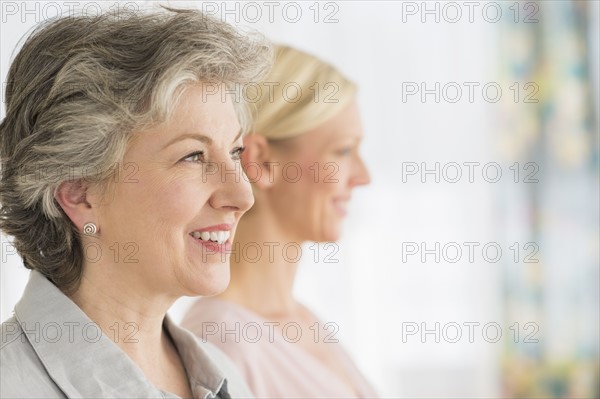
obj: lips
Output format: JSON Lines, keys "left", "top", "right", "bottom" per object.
{"left": 332, "top": 196, "right": 351, "bottom": 216}
{"left": 190, "top": 223, "right": 232, "bottom": 233}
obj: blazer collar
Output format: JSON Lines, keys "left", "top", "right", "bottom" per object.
{"left": 14, "top": 271, "right": 228, "bottom": 399}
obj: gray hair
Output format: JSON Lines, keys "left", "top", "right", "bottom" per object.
{"left": 0, "top": 7, "right": 272, "bottom": 293}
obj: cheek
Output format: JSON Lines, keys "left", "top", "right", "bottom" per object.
{"left": 279, "top": 162, "right": 329, "bottom": 202}
{"left": 112, "top": 172, "right": 210, "bottom": 233}
{"left": 154, "top": 179, "right": 201, "bottom": 216}
{"left": 156, "top": 182, "right": 216, "bottom": 241}
{"left": 298, "top": 159, "right": 345, "bottom": 196}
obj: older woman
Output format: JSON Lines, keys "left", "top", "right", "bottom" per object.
{"left": 0, "top": 7, "right": 270, "bottom": 398}
{"left": 182, "top": 45, "right": 377, "bottom": 398}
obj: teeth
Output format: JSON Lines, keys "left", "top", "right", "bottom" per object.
{"left": 191, "top": 230, "right": 230, "bottom": 244}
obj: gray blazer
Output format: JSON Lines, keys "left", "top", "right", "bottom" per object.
{"left": 0, "top": 271, "right": 253, "bottom": 398}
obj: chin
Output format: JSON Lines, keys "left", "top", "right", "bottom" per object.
{"left": 324, "top": 233, "right": 341, "bottom": 243}
{"left": 197, "top": 283, "right": 229, "bottom": 297}
{"left": 317, "top": 226, "right": 342, "bottom": 243}
{"left": 183, "top": 264, "right": 231, "bottom": 296}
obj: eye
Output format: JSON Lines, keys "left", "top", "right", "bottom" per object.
{"left": 336, "top": 147, "right": 353, "bottom": 156}
{"left": 231, "top": 146, "right": 246, "bottom": 161}
{"left": 181, "top": 151, "right": 205, "bottom": 163}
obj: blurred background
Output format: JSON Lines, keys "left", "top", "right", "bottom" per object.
{"left": 1, "top": 1, "right": 598, "bottom": 397}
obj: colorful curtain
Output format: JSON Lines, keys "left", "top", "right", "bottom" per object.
{"left": 498, "top": 1, "right": 599, "bottom": 397}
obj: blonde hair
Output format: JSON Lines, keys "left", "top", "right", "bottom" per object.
{"left": 0, "top": 7, "right": 271, "bottom": 293}
{"left": 250, "top": 44, "right": 357, "bottom": 140}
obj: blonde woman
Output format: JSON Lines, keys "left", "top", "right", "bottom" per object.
{"left": 182, "top": 45, "right": 376, "bottom": 398}
{"left": 0, "top": 7, "right": 271, "bottom": 398}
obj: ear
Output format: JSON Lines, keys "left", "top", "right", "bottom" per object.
{"left": 54, "top": 180, "right": 97, "bottom": 233}
{"left": 241, "top": 134, "right": 276, "bottom": 190}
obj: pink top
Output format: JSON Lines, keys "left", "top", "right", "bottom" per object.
{"left": 181, "top": 297, "right": 379, "bottom": 398}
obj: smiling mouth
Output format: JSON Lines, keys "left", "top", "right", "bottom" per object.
{"left": 189, "top": 230, "right": 231, "bottom": 245}
{"left": 333, "top": 197, "right": 350, "bottom": 212}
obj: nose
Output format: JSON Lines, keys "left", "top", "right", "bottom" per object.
{"left": 208, "top": 161, "right": 255, "bottom": 213}
{"left": 350, "top": 154, "right": 371, "bottom": 187}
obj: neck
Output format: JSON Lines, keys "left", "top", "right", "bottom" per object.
{"left": 216, "top": 207, "right": 303, "bottom": 318}
{"left": 69, "top": 263, "right": 176, "bottom": 363}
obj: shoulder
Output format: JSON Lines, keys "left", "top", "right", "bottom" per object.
{"left": 1, "top": 316, "right": 23, "bottom": 350}
{"left": 200, "top": 340, "right": 249, "bottom": 374}
{"left": 181, "top": 299, "right": 278, "bottom": 386}
{"left": 1, "top": 317, "right": 64, "bottom": 398}
{"left": 181, "top": 298, "right": 266, "bottom": 353}
{"left": 1, "top": 317, "right": 37, "bottom": 374}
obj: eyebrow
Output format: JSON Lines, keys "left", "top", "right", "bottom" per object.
{"left": 162, "top": 129, "right": 243, "bottom": 150}
{"left": 326, "top": 135, "right": 362, "bottom": 146}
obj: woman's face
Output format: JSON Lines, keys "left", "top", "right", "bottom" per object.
{"left": 266, "top": 100, "right": 370, "bottom": 242}
{"left": 91, "top": 85, "right": 254, "bottom": 297}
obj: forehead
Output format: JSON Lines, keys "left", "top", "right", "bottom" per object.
{"left": 302, "top": 101, "right": 363, "bottom": 146}
{"left": 169, "top": 84, "right": 240, "bottom": 136}
{"left": 131, "top": 84, "right": 241, "bottom": 149}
